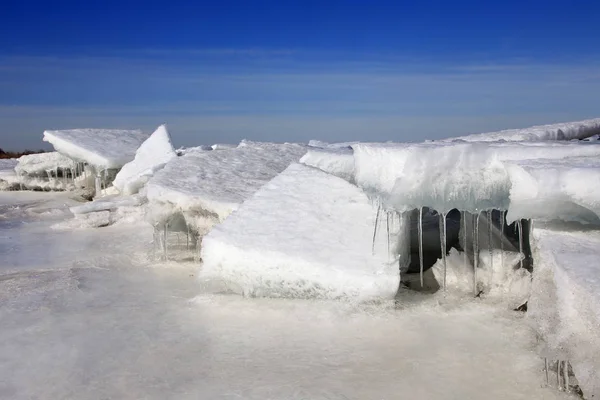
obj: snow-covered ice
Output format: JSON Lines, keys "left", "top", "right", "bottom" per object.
{"left": 14, "top": 152, "right": 75, "bottom": 176}
{"left": 529, "top": 225, "right": 600, "bottom": 399}
{"left": 0, "top": 192, "right": 570, "bottom": 399}
{"left": 112, "top": 125, "right": 177, "bottom": 195}
{"left": 43, "top": 129, "right": 148, "bottom": 169}
{"left": 201, "top": 163, "right": 401, "bottom": 301}
{"left": 300, "top": 146, "right": 355, "bottom": 183}
{"left": 443, "top": 117, "right": 600, "bottom": 142}
{"left": 352, "top": 141, "right": 600, "bottom": 223}
{"left": 146, "top": 142, "right": 306, "bottom": 232}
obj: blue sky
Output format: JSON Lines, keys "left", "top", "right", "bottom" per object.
{"left": 1, "top": 0, "right": 600, "bottom": 150}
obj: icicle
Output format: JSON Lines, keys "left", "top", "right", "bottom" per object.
{"left": 462, "top": 211, "right": 468, "bottom": 271}
{"left": 163, "top": 223, "right": 169, "bottom": 261}
{"left": 563, "top": 361, "right": 569, "bottom": 392}
{"left": 517, "top": 220, "right": 524, "bottom": 269}
{"left": 473, "top": 211, "right": 480, "bottom": 295}
{"left": 488, "top": 210, "right": 493, "bottom": 288}
{"left": 557, "top": 360, "right": 562, "bottom": 390}
{"left": 186, "top": 225, "right": 190, "bottom": 250}
{"left": 418, "top": 207, "right": 424, "bottom": 288}
{"left": 439, "top": 212, "right": 448, "bottom": 292}
{"left": 386, "top": 212, "right": 391, "bottom": 256}
{"left": 372, "top": 202, "right": 381, "bottom": 255}
{"left": 544, "top": 358, "right": 549, "bottom": 387}
{"left": 500, "top": 211, "right": 505, "bottom": 272}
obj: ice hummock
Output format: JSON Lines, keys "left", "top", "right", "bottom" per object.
{"left": 200, "top": 163, "right": 401, "bottom": 301}
{"left": 43, "top": 129, "right": 148, "bottom": 169}
{"left": 15, "top": 152, "right": 76, "bottom": 176}
{"left": 112, "top": 125, "right": 177, "bottom": 195}
{"left": 146, "top": 142, "right": 307, "bottom": 233}
{"left": 443, "top": 118, "right": 600, "bottom": 142}
{"left": 529, "top": 227, "right": 600, "bottom": 399}
{"left": 352, "top": 141, "right": 600, "bottom": 223}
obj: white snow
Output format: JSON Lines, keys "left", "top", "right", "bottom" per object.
{"left": 14, "top": 152, "right": 75, "bottom": 176}
{"left": 43, "top": 129, "right": 148, "bottom": 169}
{"left": 299, "top": 147, "right": 355, "bottom": 182}
{"left": 200, "top": 163, "right": 401, "bottom": 301}
{"left": 112, "top": 125, "right": 176, "bottom": 195}
{"left": 443, "top": 117, "right": 600, "bottom": 142}
{"left": 146, "top": 142, "right": 307, "bottom": 232}
{"left": 352, "top": 141, "right": 600, "bottom": 223}
{"left": 529, "top": 226, "right": 600, "bottom": 399}
{"left": 69, "top": 194, "right": 145, "bottom": 215}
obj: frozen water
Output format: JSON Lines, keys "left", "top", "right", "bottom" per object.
{"left": 299, "top": 147, "right": 355, "bottom": 183}
{"left": 0, "top": 192, "right": 569, "bottom": 399}
{"left": 529, "top": 225, "right": 600, "bottom": 399}
{"left": 43, "top": 128, "right": 148, "bottom": 169}
{"left": 200, "top": 163, "right": 401, "bottom": 301}
{"left": 352, "top": 141, "right": 600, "bottom": 223}
{"left": 14, "top": 152, "right": 75, "bottom": 176}
{"left": 113, "top": 125, "right": 177, "bottom": 195}
{"left": 146, "top": 142, "right": 307, "bottom": 232}
{"left": 443, "top": 117, "right": 600, "bottom": 142}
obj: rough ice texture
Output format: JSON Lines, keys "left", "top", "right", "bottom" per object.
{"left": 431, "top": 249, "right": 529, "bottom": 308}
{"left": 352, "top": 141, "right": 600, "bottom": 223}
{"left": 112, "top": 125, "right": 176, "bottom": 195}
{"left": 443, "top": 118, "right": 600, "bottom": 142}
{"left": 529, "top": 227, "right": 600, "bottom": 399}
{"left": 200, "top": 163, "right": 400, "bottom": 301}
{"left": 43, "top": 129, "right": 148, "bottom": 169}
{"left": 146, "top": 142, "right": 307, "bottom": 231}
{"left": 15, "top": 152, "right": 75, "bottom": 176}
{"left": 307, "top": 140, "right": 358, "bottom": 149}
{"left": 0, "top": 171, "right": 74, "bottom": 191}
{"left": 70, "top": 194, "right": 145, "bottom": 215}
{"left": 299, "top": 147, "right": 355, "bottom": 183}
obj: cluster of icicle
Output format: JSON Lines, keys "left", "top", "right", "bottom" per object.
{"left": 371, "top": 200, "right": 526, "bottom": 296}
{"left": 545, "top": 359, "right": 574, "bottom": 393}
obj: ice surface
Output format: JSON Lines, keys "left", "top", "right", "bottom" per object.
{"left": 0, "top": 191, "right": 572, "bottom": 399}
{"left": 43, "top": 129, "right": 148, "bottom": 169}
{"left": 112, "top": 125, "right": 176, "bottom": 195}
{"left": 529, "top": 226, "right": 600, "bottom": 399}
{"left": 307, "top": 139, "right": 358, "bottom": 149}
{"left": 299, "top": 147, "right": 355, "bottom": 182}
{"left": 14, "top": 152, "right": 75, "bottom": 176}
{"left": 443, "top": 118, "right": 600, "bottom": 142}
{"left": 352, "top": 141, "right": 600, "bottom": 222}
{"left": 201, "top": 163, "right": 401, "bottom": 301}
{"left": 146, "top": 142, "right": 307, "bottom": 231}
{"left": 506, "top": 156, "right": 600, "bottom": 224}
{"left": 69, "top": 194, "right": 145, "bottom": 215}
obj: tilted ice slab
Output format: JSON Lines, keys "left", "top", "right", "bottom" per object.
{"left": 15, "top": 152, "right": 75, "bottom": 176}
{"left": 352, "top": 141, "right": 600, "bottom": 223}
{"left": 443, "top": 118, "right": 600, "bottom": 142}
{"left": 299, "top": 147, "right": 355, "bottom": 183}
{"left": 529, "top": 227, "right": 600, "bottom": 399}
{"left": 200, "top": 163, "right": 401, "bottom": 301}
{"left": 43, "top": 129, "right": 148, "bottom": 170}
{"left": 112, "top": 125, "right": 176, "bottom": 195}
{"left": 146, "top": 142, "right": 307, "bottom": 231}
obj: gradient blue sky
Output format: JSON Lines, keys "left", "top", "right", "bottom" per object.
{"left": 2, "top": 0, "right": 600, "bottom": 150}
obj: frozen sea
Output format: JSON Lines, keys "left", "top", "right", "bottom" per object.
{"left": 0, "top": 192, "right": 572, "bottom": 399}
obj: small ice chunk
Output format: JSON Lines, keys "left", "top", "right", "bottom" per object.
{"left": 112, "top": 125, "right": 176, "bottom": 195}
